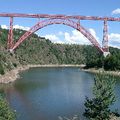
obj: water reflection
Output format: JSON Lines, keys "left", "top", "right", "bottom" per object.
{"left": 0, "top": 67, "right": 119, "bottom": 120}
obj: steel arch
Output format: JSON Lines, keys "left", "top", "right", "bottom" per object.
{"left": 11, "top": 18, "right": 104, "bottom": 53}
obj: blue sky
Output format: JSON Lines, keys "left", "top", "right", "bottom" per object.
{"left": 0, "top": 0, "right": 120, "bottom": 48}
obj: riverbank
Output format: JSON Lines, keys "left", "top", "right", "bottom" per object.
{"left": 83, "top": 68, "right": 120, "bottom": 77}
{"left": 0, "top": 66, "right": 29, "bottom": 84}
{"left": 1, "top": 65, "right": 120, "bottom": 84}
{"left": 0, "top": 64, "right": 84, "bottom": 84}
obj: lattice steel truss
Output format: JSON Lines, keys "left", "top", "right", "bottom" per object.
{"left": 0, "top": 13, "right": 119, "bottom": 55}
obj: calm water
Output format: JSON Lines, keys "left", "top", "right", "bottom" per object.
{"left": 0, "top": 67, "right": 120, "bottom": 120}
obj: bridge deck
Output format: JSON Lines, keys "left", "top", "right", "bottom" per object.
{"left": 0, "top": 13, "right": 120, "bottom": 21}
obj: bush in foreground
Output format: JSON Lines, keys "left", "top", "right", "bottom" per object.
{"left": 0, "top": 93, "right": 16, "bottom": 120}
{"left": 84, "top": 72, "right": 116, "bottom": 120}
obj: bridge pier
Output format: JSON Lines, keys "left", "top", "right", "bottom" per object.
{"left": 102, "top": 20, "right": 109, "bottom": 56}
{"left": 103, "top": 52, "right": 110, "bottom": 57}
{"left": 9, "top": 49, "right": 14, "bottom": 53}
{"left": 7, "top": 17, "right": 13, "bottom": 49}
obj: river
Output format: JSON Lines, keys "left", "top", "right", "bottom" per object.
{"left": 0, "top": 67, "right": 120, "bottom": 120}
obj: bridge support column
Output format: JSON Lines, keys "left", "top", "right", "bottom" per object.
{"left": 7, "top": 17, "right": 13, "bottom": 49}
{"left": 103, "top": 52, "right": 110, "bottom": 57}
{"left": 102, "top": 20, "right": 110, "bottom": 57}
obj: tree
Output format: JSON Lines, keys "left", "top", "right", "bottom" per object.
{"left": 84, "top": 72, "right": 116, "bottom": 120}
{"left": 0, "top": 63, "right": 5, "bottom": 75}
{"left": 104, "top": 55, "right": 120, "bottom": 71}
{"left": 0, "top": 92, "right": 16, "bottom": 120}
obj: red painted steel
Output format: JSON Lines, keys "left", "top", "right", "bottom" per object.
{"left": 0, "top": 13, "right": 119, "bottom": 53}
{"left": 102, "top": 20, "right": 109, "bottom": 52}
{"left": 0, "top": 13, "right": 120, "bottom": 21}
{"left": 7, "top": 17, "right": 13, "bottom": 49}
{"left": 11, "top": 18, "right": 103, "bottom": 52}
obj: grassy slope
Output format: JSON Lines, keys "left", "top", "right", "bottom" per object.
{"left": 0, "top": 28, "right": 120, "bottom": 75}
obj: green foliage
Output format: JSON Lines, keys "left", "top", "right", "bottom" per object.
{"left": 0, "top": 93, "right": 16, "bottom": 120}
{"left": 84, "top": 72, "right": 116, "bottom": 120}
{"left": 104, "top": 54, "right": 120, "bottom": 70}
{"left": 13, "top": 63, "right": 17, "bottom": 68}
{"left": 85, "top": 46, "right": 120, "bottom": 71}
{"left": 0, "top": 63, "right": 5, "bottom": 75}
{"left": 14, "top": 32, "right": 86, "bottom": 65}
{"left": 0, "top": 28, "right": 120, "bottom": 74}
{"left": 83, "top": 46, "right": 103, "bottom": 69}
{"left": 0, "top": 28, "right": 120, "bottom": 120}
{"left": 0, "top": 27, "right": 120, "bottom": 120}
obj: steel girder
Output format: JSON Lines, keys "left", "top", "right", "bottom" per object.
{"left": 7, "top": 17, "right": 13, "bottom": 49}
{"left": 0, "top": 13, "right": 120, "bottom": 22}
{"left": 10, "top": 18, "right": 104, "bottom": 53}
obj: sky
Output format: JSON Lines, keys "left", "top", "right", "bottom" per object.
{"left": 0, "top": 0, "right": 120, "bottom": 48}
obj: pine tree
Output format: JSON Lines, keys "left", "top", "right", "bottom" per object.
{"left": 84, "top": 72, "right": 116, "bottom": 120}
{"left": 0, "top": 92, "right": 16, "bottom": 120}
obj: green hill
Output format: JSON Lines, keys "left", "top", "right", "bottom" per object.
{"left": 0, "top": 28, "right": 120, "bottom": 75}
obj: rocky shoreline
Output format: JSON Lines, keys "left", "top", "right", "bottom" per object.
{"left": 0, "top": 64, "right": 84, "bottom": 84}
{"left": 0, "top": 66, "right": 29, "bottom": 84}
{"left": 83, "top": 68, "right": 120, "bottom": 77}
{"left": 0, "top": 65, "right": 119, "bottom": 84}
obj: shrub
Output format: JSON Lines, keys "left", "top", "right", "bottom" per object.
{"left": 0, "top": 93, "right": 16, "bottom": 120}
{"left": 0, "top": 63, "right": 5, "bottom": 75}
{"left": 13, "top": 63, "right": 17, "bottom": 68}
{"left": 84, "top": 72, "right": 116, "bottom": 120}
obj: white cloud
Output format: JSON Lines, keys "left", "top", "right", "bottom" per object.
{"left": 43, "top": 30, "right": 120, "bottom": 49}
{"left": 13, "top": 25, "right": 30, "bottom": 31}
{"left": 44, "top": 34, "right": 64, "bottom": 43}
{"left": 64, "top": 30, "right": 91, "bottom": 44}
{"left": 1, "top": 25, "right": 8, "bottom": 29}
{"left": 108, "top": 33, "right": 120, "bottom": 48}
{"left": 0, "top": 25, "right": 99, "bottom": 45}
{"left": 1, "top": 24, "right": 119, "bottom": 49}
{"left": 110, "top": 45, "right": 120, "bottom": 49}
{"left": 43, "top": 28, "right": 99, "bottom": 45}
{"left": 1, "top": 24, "right": 30, "bottom": 31}
{"left": 89, "top": 28, "right": 99, "bottom": 40}
{"left": 112, "top": 8, "right": 120, "bottom": 15}
{"left": 109, "top": 33, "right": 120, "bottom": 42}
{"left": 43, "top": 29, "right": 99, "bottom": 45}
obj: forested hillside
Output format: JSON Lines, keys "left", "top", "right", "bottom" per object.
{"left": 0, "top": 28, "right": 120, "bottom": 75}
